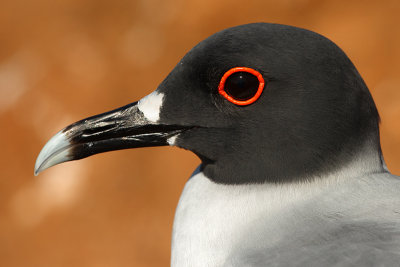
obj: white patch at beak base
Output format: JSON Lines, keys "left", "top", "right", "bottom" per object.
{"left": 167, "top": 135, "right": 178, "bottom": 146}
{"left": 137, "top": 91, "right": 164, "bottom": 123}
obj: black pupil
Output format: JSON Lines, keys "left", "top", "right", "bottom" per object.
{"left": 224, "top": 71, "right": 260, "bottom": 101}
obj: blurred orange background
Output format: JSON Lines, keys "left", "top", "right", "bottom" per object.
{"left": 1, "top": 0, "right": 400, "bottom": 266}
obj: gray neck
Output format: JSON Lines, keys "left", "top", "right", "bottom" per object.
{"left": 171, "top": 141, "right": 384, "bottom": 266}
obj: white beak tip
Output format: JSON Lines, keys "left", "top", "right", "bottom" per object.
{"left": 34, "top": 131, "right": 72, "bottom": 176}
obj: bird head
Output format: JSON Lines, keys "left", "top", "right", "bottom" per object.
{"left": 35, "top": 23, "right": 381, "bottom": 184}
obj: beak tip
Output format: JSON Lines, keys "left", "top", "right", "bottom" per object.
{"left": 34, "top": 131, "right": 71, "bottom": 175}
{"left": 34, "top": 161, "right": 44, "bottom": 176}
{"left": 34, "top": 156, "right": 43, "bottom": 176}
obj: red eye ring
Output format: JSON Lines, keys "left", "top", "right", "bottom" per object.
{"left": 218, "top": 67, "right": 265, "bottom": 106}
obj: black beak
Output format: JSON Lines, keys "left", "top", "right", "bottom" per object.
{"left": 34, "top": 101, "right": 190, "bottom": 175}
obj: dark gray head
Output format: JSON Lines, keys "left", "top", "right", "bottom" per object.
{"left": 35, "top": 23, "right": 382, "bottom": 184}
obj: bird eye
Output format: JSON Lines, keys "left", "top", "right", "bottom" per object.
{"left": 218, "top": 67, "right": 265, "bottom": 106}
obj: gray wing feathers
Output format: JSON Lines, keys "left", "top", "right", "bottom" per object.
{"left": 229, "top": 221, "right": 400, "bottom": 267}
{"left": 226, "top": 173, "right": 400, "bottom": 266}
